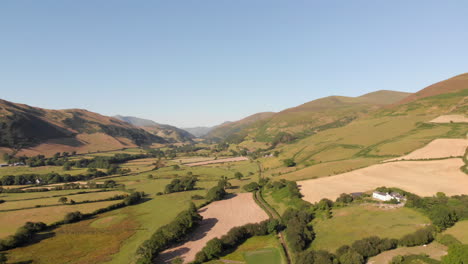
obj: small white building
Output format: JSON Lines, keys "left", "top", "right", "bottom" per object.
{"left": 373, "top": 191, "right": 404, "bottom": 202}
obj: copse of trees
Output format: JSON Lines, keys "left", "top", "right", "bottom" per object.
{"left": 193, "top": 219, "right": 281, "bottom": 263}
{"left": 441, "top": 244, "right": 468, "bottom": 264}
{"left": 164, "top": 177, "right": 198, "bottom": 194}
{"left": 296, "top": 250, "right": 337, "bottom": 264}
{"left": 0, "top": 170, "right": 107, "bottom": 186}
{"left": 398, "top": 226, "right": 435, "bottom": 247}
{"left": 136, "top": 203, "right": 202, "bottom": 264}
{"left": 405, "top": 192, "right": 468, "bottom": 230}
{"left": 282, "top": 208, "right": 315, "bottom": 252}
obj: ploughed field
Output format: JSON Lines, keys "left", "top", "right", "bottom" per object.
{"left": 156, "top": 193, "right": 269, "bottom": 263}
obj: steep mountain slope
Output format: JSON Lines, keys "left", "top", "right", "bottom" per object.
{"left": 0, "top": 99, "right": 166, "bottom": 156}
{"left": 396, "top": 73, "right": 468, "bottom": 105}
{"left": 204, "top": 112, "right": 276, "bottom": 142}
{"left": 114, "top": 115, "right": 194, "bottom": 143}
{"left": 205, "top": 90, "right": 411, "bottom": 143}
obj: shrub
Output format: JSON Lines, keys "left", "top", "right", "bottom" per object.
{"left": 64, "top": 211, "right": 83, "bottom": 223}
{"left": 243, "top": 182, "right": 259, "bottom": 192}
{"left": 283, "top": 158, "right": 296, "bottom": 167}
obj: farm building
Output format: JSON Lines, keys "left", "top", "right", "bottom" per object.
{"left": 372, "top": 191, "right": 404, "bottom": 202}
{"left": 0, "top": 164, "right": 8, "bottom": 167}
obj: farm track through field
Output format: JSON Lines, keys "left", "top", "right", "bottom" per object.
{"left": 254, "top": 161, "right": 292, "bottom": 264}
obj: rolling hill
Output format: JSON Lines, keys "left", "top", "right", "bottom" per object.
{"left": 204, "top": 112, "right": 276, "bottom": 142}
{"left": 114, "top": 115, "right": 195, "bottom": 143}
{"left": 256, "top": 74, "right": 467, "bottom": 182}
{"left": 0, "top": 99, "right": 166, "bottom": 157}
{"left": 204, "top": 90, "right": 411, "bottom": 143}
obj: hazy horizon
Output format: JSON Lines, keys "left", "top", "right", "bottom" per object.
{"left": 1, "top": 1, "right": 467, "bottom": 127}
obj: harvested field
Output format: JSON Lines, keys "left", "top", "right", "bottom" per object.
{"left": 299, "top": 159, "right": 468, "bottom": 204}
{"left": 185, "top": 157, "right": 249, "bottom": 167}
{"left": 386, "top": 138, "right": 468, "bottom": 161}
{"left": 156, "top": 193, "right": 269, "bottom": 263}
{"left": 368, "top": 242, "right": 447, "bottom": 264}
{"left": 430, "top": 114, "right": 468, "bottom": 123}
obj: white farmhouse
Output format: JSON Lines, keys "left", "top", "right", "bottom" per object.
{"left": 372, "top": 191, "right": 404, "bottom": 202}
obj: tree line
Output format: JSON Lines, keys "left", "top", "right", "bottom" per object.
{"left": 136, "top": 203, "right": 202, "bottom": 264}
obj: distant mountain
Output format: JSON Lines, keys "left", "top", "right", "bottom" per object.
{"left": 181, "top": 126, "right": 215, "bottom": 138}
{"left": 358, "top": 90, "right": 412, "bottom": 105}
{"left": 204, "top": 90, "right": 412, "bottom": 143}
{"left": 0, "top": 100, "right": 166, "bottom": 157}
{"left": 204, "top": 112, "right": 276, "bottom": 142}
{"left": 114, "top": 115, "right": 195, "bottom": 143}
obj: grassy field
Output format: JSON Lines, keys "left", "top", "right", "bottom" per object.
{"left": 0, "top": 189, "right": 107, "bottom": 201}
{"left": 0, "top": 200, "right": 122, "bottom": 237}
{"left": 368, "top": 242, "right": 447, "bottom": 264}
{"left": 207, "top": 235, "right": 285, "bottom": 264}
{"left": 0, "top": 190, "right": 126, "bottom": 211}
{"left": 6, "top": 207, "right": 138, "bottom": 264}
{"left": 0, "top": 165, "right": 89, "bottom": 176}
{"left": 442, "top": 220, "right": 468, "bottom": 244}
{"left": 311, "top": 205, "right": 431, "bottom": 252}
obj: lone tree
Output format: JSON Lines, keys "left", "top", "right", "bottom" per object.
{"left": 58, "top": 197, "right": 68, "bottom": 204}
{"left": 234, "top": 172, "right": 244, "bottom": 180}
{"left": 283, "top": 158, "right": 296, "bottom": 167}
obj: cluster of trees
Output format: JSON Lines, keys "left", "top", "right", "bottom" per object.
{"left": 73, "top": 153, "right": 150, "bottom": 169}
{"left": 283, "top": 208, "right": 315, "bottom": 252}
{"left": 0, "top": 222, "right": 47, "bottom": 251}
{"left": 399, "top": 226, "right": 435, "bottom": 247}
{"left": 193, "top": 219, "right": 281, "bottom": 263}
{"left": 3, "top": 152, "right": 76, "bottom": 167}
{"left": 136, "top": 203, "right": 202, "bottom": 264}
{"left": 164, "top": 177, "right": 198, "bottom": 194}
{"left": 0, "top": 169, "right": 107, "bottom": 186}
{"left": 405, "top": 192, "right": 468, "bottom": 230}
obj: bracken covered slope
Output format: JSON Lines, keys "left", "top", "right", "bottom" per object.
{"left": 0, "top": 99, "right": 165, "bottom": 156}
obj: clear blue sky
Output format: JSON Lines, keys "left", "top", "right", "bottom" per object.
{"left": 1, "top": 1, "right": 467, "bottom": 127}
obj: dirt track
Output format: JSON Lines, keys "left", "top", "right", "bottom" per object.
{"left": 156, "top": 193, "right": 268, "bottom": 263}
{"left": 299, "top": 158, "right": 468, "bottom": 204}
{"left": 386, "top": 138, "right": 468, "bottom": 161}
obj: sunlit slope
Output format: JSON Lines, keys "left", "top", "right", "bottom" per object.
{"left": 260, "top": 82, "right": 467, "bottom": 181}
